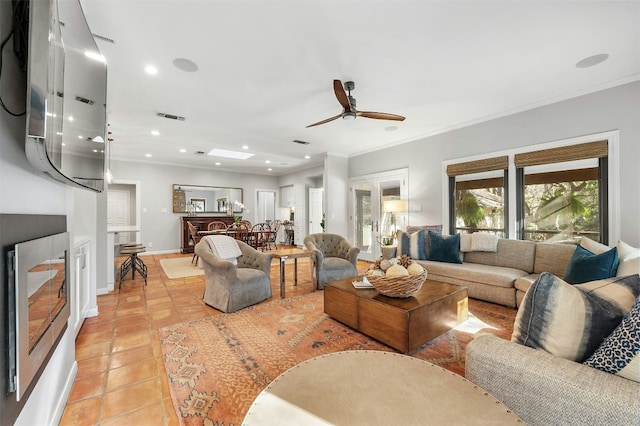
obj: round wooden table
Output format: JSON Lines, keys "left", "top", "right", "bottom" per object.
{"left": 243, "top": 350, "right": 522, "bottom": 425}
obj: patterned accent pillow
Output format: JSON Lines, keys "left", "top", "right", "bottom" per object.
{"left": 584, "top": 296, "right": 640, "bottom": 382}
{"left": 397, "top": 230, "right": 426, "bottom": 260}
{"left": 406, "top": 225, "right": 443, "bottom": 257}
{"left": 511, "top": 273, "right": 640, "bottom": 362}
{"left": 426, "top": 232, "right": 462, "bottom": 264}
{"left": 564, "top": 245, "right": 619, "bottom": 284}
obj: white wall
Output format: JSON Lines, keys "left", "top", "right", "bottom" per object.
{"left": 110, "top": 160, "right": 281, "bottom": 252}
{"left": 0, "top": 3, "right": 78, "bottom": 423}
{"left": 349, "top": 81, "right": 640, "bottom": 247}
{"left": 324, "top": 154, "right": 349, "bottom": 236}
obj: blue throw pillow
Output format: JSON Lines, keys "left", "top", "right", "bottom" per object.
{"left": 564, "top": 245, "right": 619, "bottom": 284}
{"left": 426, "top": 232, "right": 462, "bottom": 264}
{"left": 397, "top": 230, "right": 426, "bottom": 260}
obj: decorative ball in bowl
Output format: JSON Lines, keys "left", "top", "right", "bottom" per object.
{"left": 367, "top": 269, "right": 428, "bottom": 298}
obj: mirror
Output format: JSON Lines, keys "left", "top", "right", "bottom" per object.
{"left": 173, "top": 184, "right": 244, "bottom": 214}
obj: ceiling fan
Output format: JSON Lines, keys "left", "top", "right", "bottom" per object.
{"left": 306, "top": 80, "right": 406, "bottom": 128}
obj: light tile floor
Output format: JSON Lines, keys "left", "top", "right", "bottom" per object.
{"left": 61, "top": 248, "right": 370, "bottom": 425}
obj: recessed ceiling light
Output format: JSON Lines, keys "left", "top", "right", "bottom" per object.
{"left": 61, "top": 142, "right": 66, "bottom": 146}
{"left": 304, "top": 155, "right": 310, "bottom": 159}
{"left": 215, "top": 162, "right": 221, "bottom": 166}
{"left": 145, "top": 65, "right": 158, "bottom": 75}
{"left": 93, "top": 149, "right": 98, "bottom": 153}
{"left": 145, "top": 153, "right": 152, "bottom": 157}
{"left": 150, "top": 130, "right": 160, "bottom": 136}
{"left": 208, "top": 148, "right": 254, "bottom": 160}
{"left": 267, "top": 168, "right": 273, "bottom": 171}
{"left": 576, "top": 53, "right": 609, "bottom": 68}
{"left": 242, "top": 145, "right": 249, "bottom": 150}
{"left": 68, "top": 116, "right": 74, "bottom": 122}
{"left": 78, "top": 135, "right": 83, "bottom": 139}
{"left": 179, "top": 149, "right": 186, "bottom": 153}
{"left": 265, "top": 160, "right": 271, "bottom": 164}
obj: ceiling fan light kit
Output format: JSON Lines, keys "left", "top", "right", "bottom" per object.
{"left": 306, "top": 79, "right": 405, "bottom": 128}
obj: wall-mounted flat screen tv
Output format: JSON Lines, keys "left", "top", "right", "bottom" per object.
{"left": 23, "top": 0, "right": 107, "bottom": 192}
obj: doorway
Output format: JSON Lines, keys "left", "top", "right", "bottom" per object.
{"left": 256, "top": 190, "right": 277, "bottom": 224}
{"left": 350, "top": 169, "right": 408, "bottom": 261}
{"left": 308, "top": 187, "right": 324, "bottom": 234}
{"left": 107, "top": 182, "right": 140, "bottom": 244}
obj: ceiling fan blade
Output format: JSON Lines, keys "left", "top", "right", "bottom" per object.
{"left": 333, "top": 80, "right": 352, "bottom": 112}
{"left": 357, "top": 111, "right": 406, "bottom": 121}
{"left": 306, "top": 113, "right": 343, "bottom": 128}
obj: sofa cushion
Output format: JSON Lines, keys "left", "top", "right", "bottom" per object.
{"left": 580, "top": 236, "right": 610, "bottom": 254}
{"left": 426, "top": 232, "right": 462, "bottom": 264}
{"left": 564, "top": 245, "right": 619, "bottom": 284}
{"left": 617, "top": 240, "right": 640, "bottom": 277}
{"left": 460, "top": 234, "right": 472, "bottom": 252}
{"left": 397, "top": 229, "right": 426, "bottom": 260}
{"left": 514, "top": 274, "right": 538, "bottom": 292}
{"left": 584, "top": 295, "right": 640, "bottom": 383}
{"left": 463, "top": 239, "right": 536, "bottom": 273}
{"left": 512, "top": 273, "right": 640, "bottom": 362}
{"left": 417, "top": 260, "right": 526, "bottom": 289}
{"left": 533, "top": 243, "right": 576, "bottom": 276}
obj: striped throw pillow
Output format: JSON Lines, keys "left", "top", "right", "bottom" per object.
{"left": 512, "top": 273, "right": 640, "bottom": 362}
{"left": 397, "top": 230, "right": 426, "bottom": 260}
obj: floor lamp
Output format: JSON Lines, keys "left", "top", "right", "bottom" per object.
{"left": 383, "top": 199, "right": 407, "bottom": 245}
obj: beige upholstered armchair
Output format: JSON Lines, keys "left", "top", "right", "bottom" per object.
{"left": 304, "top": 233, "right": 360, "bottom": 289}
{"left": 195, "top": 238, "right": 272, "bottom": 313}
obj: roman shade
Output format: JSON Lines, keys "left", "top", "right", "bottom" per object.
{"left": 446, "top": 155, "right": 508, "bottom": 176}
{"left": 514, "top": 140, "right": 608, "bottom": 168}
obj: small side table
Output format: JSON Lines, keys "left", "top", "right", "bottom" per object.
{"left": 270, "top": 248, "right": 315, "bottom": 298}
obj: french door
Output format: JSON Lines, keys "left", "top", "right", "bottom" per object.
{"left": 350, "top": 169, "right": 408, "bottom": 262}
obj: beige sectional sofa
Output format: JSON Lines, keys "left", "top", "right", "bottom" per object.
{"left": 384, "top": 237, "right": 576, "bottom": 308}
{"left": 466, "top": 334, "right": 640, "bottom": 425}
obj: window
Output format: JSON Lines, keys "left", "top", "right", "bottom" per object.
{"left": 454, "top": 175, "right": 506, "bottom": 237}
{"left": 447, "top": 156, "right": 508, "bottom": 238}
{"left": 446, "top": 138, "right": 613, "bottom": 244}
{"left": 515, "top": 140, "right": 608, "bottom": 244}
{"left": 521, "top": 166, "right": 601, "bottom": 243}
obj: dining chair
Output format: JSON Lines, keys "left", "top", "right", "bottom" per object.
{"left": 207, "top": 221, "right": 228, "bottom": 232}
{"left": 249, "top": 223, "right": 271, "bottom": 251}
{"left": 187, "top": 221, "right": 203, "bottom": 264}
{"left": 227, "top": 222, "right": 250, "bottom": 243}
{"left": 267, "top": 219, "right": 281, "bottom": 250}
{"left": 283, "top": 221, "right": 295, "bottom": 245}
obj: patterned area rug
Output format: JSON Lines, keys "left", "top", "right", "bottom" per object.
{"left": 159, "top": 291, "right": 515, "bottom": 425}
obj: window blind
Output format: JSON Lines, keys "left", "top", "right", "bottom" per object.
{"left": 514, "top": 140, "right": 607, "bottom": 168}
{"left": 446, "top": 155, "right": 508, "bottom": 176}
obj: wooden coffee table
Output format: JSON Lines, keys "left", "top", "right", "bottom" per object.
{"left": 324, "top": 276, "right": 468, "bottom": 353}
